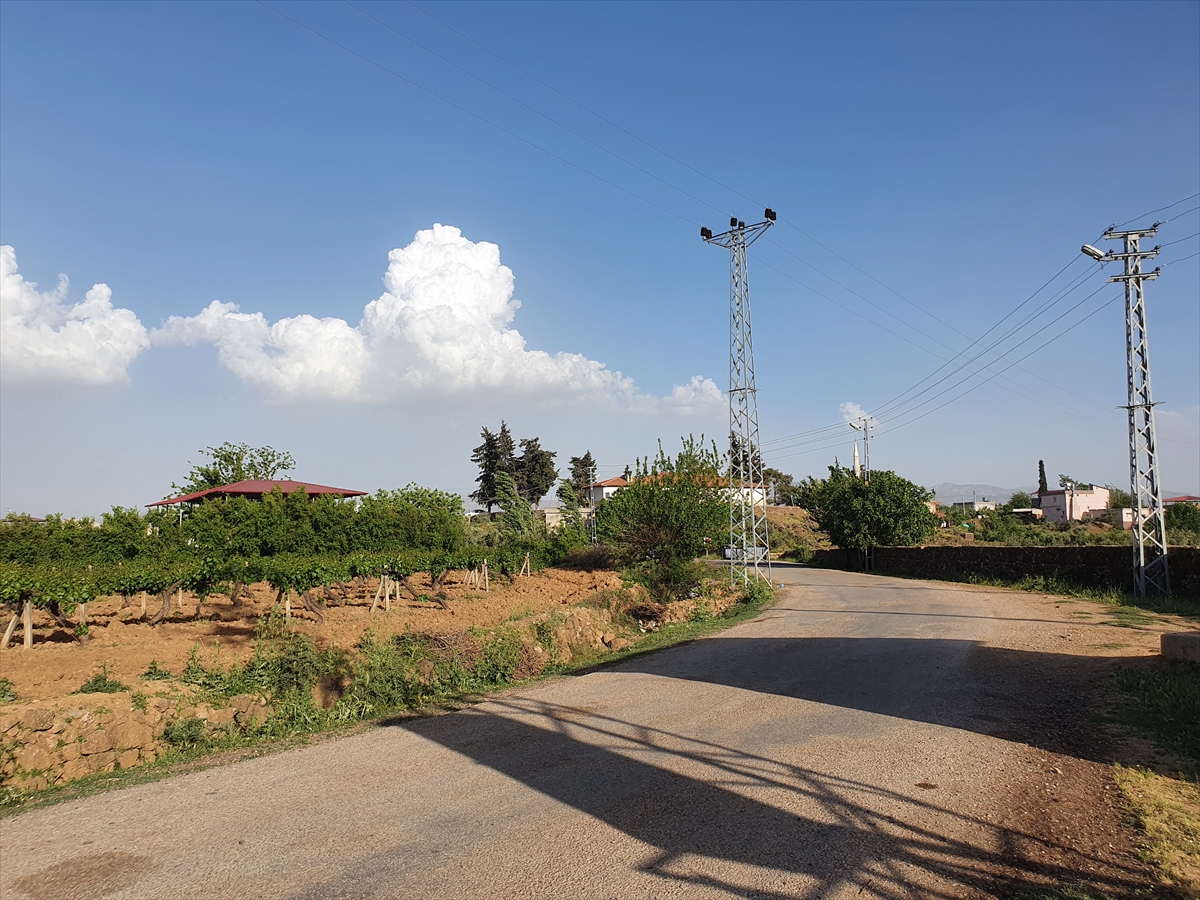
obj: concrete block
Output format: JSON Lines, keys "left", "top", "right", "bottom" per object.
{"left": 1161, "top": 632, "right": 1200, "bottom": 663}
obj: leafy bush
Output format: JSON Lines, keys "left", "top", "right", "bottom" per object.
{"left": 739, "top": 578, "right": 776, "bottom": 606}
{"left": 0, "top": 678, "right": 16, "bottom": 703}
{"left": 798, "top": 466, "right": 937, "bottom": 551}
{"left": 560, "top": 544, "right": 619, "bottom": 571}
{"left": 141, "top": 660, "right": 173, "bottom": 680}
{"left": 73, "top": 665, "right": 129, "bottom": 694}
{"left": 161, "top": 717, "right": 210, "bottom": 751}
{"left": 596, "top": 436, "right": 728, "bottom": 599}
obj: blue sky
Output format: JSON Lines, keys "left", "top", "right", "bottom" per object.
{"left": 2, "top": 0, "right": 1198, "bottom": 516}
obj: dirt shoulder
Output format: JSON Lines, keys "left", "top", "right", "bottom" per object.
{"left": 908, "top": 578, "right": 1199, "bottom": 897}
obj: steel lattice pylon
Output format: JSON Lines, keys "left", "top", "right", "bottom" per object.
{"left": 703, "top": 213, "right": 774, "bottom": 587}
{"left": 1103, "top": 224, "right": 1171, "bottom": 596}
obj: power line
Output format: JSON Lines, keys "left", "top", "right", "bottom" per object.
{"left": 259, "top": 2, "right": 1197, "bottom": 460}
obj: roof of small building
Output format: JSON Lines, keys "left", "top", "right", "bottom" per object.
{"left": 148, "top": 479, "right": 368, "bottom": 507}
{"left": 1165, "top": 495, "right": 1200, "bottom": 504}
{"left": 591, "top": 477, "right": 629, "bottom": 488}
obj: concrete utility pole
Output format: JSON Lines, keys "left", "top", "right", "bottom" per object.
{"left": 1087, "top": 225, "right": 1170, "bottom": 595}
{"left": 848, "top": 417, "right": 872, "bottom": 483}
{"left": 702, "top": 210, "right": 776, "bottom": 588}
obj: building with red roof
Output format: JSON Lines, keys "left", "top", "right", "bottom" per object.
{"left": 148, "top": 479, "right": 367, "bottom": 507}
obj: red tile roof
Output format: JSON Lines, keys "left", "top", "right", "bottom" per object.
{"left": 148, "top": 479, "right": 367, "bottom": 507}
{"left": 591, "top": 477, "right": 629, "bottom": 488}
{"left": 1165, "top": 495, "right": 1200, "bottom": 504}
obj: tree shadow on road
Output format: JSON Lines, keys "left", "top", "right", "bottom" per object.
{"left": 374, "top": 691, "right": 1148, "bottom": 899}
{"left": 353, "top": 629, "right": 1157, "bottom": 898}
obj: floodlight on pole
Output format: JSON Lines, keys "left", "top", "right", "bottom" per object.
{"left": 1081, "top": 244, "right": 1107, "bottom": 261}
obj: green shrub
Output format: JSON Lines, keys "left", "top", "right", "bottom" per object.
{"left": 739, "top": 577, "right": 777, "bottom": 607}
{"left": 73, "top": 665, "right": 129, "bottom": 694}
{"left": 0, "top": 678, "right": 16, "bottom": 703}
{"left": 141, "top": 660, "right": 173, "bottom": 680}
{"left": 161, "top": 716, "right": 209, "bottom": 750}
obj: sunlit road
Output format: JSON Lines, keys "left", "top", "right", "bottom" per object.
{"left": 1, "top": 566, "right": 1146, "bottom": 899}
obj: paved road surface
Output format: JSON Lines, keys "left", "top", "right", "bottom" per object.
{"left": 1, "top": 566, "right": 1145, "bottom": 899}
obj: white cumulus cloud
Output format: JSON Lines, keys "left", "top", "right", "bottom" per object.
{"left": 839, "top": 401, "right": 877, "bottom": 427}
{"left": 0, "top": 246, "right": 150, "bottom": 385}
{"left": 155, "top": 224, "right": 719, "bottom": 411}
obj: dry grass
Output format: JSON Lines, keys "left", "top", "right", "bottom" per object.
{"left": 1114, "top": 766, "right": 1200, "bottom": 898}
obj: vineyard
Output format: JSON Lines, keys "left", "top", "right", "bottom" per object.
{"left": 0, "top": 485, "right": 578, "bottom": 651}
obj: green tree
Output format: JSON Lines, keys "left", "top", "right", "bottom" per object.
{"left": 1166, "top": 503, "right": 1200, "bottom": 539}
{"left": 763, "top": 467, "right": 798, "bottom": 505}
{"left": 555, "top": 479, "right": 585, "bottom": 538}
{"left": 495, "top": 471, "right": 536, "bottom": 539}
{"left": 1037, "top": 460, "right": 1049, "bottom": 495}
{"left": 729, "top": 432, "right": 764, "bottom": 482}
{"left": 1059, "top": 474, "right": 1090, "bottom": 490}
{"left": 173, "top": 443, "right": 295, "bottom": 494}
{"left": 470, "top": 422, "right": 517, "bottom": 512}
{"left": 514, "top": 437, "right": 558, "bottom": 508}
{"left": 596, "top": 436, "right": 728, "bottom": 598}
{"left": 802, "top": 465, "right": 938, "bottom": 552}
{"left": 568, "top": 451, "right": 597, "bottom": 501}
{"left": 1106, "top": 484, "right": 1133, "bottom": 509}
{"left": 1005, "top": 491, "right": 1034, "bottom": 511}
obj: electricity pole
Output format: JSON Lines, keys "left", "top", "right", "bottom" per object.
{"left": 589, "top": 462, "right": 598, "bottom": 545}
{"left": 702, "top": 209, "right": 775, "bottom": 588}
{"left": 848, "top": 417, "right": 871, "bottom": 482}
{"left": 1089, "top": 224, "right": 1170, "bottom": 595}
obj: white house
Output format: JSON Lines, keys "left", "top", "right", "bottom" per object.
{"left": 589, "top": 477, "right": 629, "bottom": 506}
{"left": 1037, "top": 485, "right": 1109, "bottom": 524}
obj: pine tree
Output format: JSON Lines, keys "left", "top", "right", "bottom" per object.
{"left": 568, "top": 451, "right": 596, "bottom": 500}
{"left": 515, "top": 437, "right": 558, "bottom": 507}
{"left": 729, "top": 432, "right": 764, "bottom": 481}
{"left": 496, "top": 421, "right": 517, "bottom": 477}
{"left": 470, "top": 427, "right": 501, "bottom": 512}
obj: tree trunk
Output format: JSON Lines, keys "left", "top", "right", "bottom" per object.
{"left": 148, "top": 581, "right": 183, "bottom": 625}
{"left": 44, "top": 601, "right": 86, "bottom": 644}
{"left": 229, "top": 581, "right": 245, "bottom": 607}
{"left": 302, "top": 590, "right": 326, "bottom": 624}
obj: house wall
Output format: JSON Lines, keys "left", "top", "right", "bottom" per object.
{"left": 1039, "top": 486, "right": 1110, "bottom": 523}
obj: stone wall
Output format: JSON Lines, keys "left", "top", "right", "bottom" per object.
{"left": 807, "top": 545, "right": 1200, "bottom": 595}
{"left": 1, "top": 689, "right": 272, "bottom": 793}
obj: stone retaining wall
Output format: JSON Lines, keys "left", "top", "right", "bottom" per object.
{"left": 806, "top": 545, "right": 1200, "bottom": 595}
{"left": 1, "top": 689, "right": 272, "bottom": 793}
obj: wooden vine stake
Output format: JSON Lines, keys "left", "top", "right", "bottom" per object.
{"left": 483, "top": 559, "right": 489, "bottom": 592}
{"left": 140, "top": 592, "right": 147, "bottom": 617}
{"left": 284, "top": 593, "right": 292, "bottom": 618}
{"left": 519, "top": 553, "right": 531, "bottom": 577}
{"left": 23, "top": 599, "right": 33, "bottom": 649}
{"left": 1, "top": 612, "right": 17, "bottom": 650}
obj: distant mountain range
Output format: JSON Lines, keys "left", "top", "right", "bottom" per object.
{"left": 930, "top": 483, "right": 1032, "bottom": 505}
{"left": 930, "top": 481, "right": 1191, "bottom": 505}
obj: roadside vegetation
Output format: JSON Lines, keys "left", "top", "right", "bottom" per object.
{"left": 1, "top": 434, "right": 785, "bottom": 811}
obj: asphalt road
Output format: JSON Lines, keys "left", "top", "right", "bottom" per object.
{"left": 0, "top": 566, "right": 1147, "bottom": 899}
